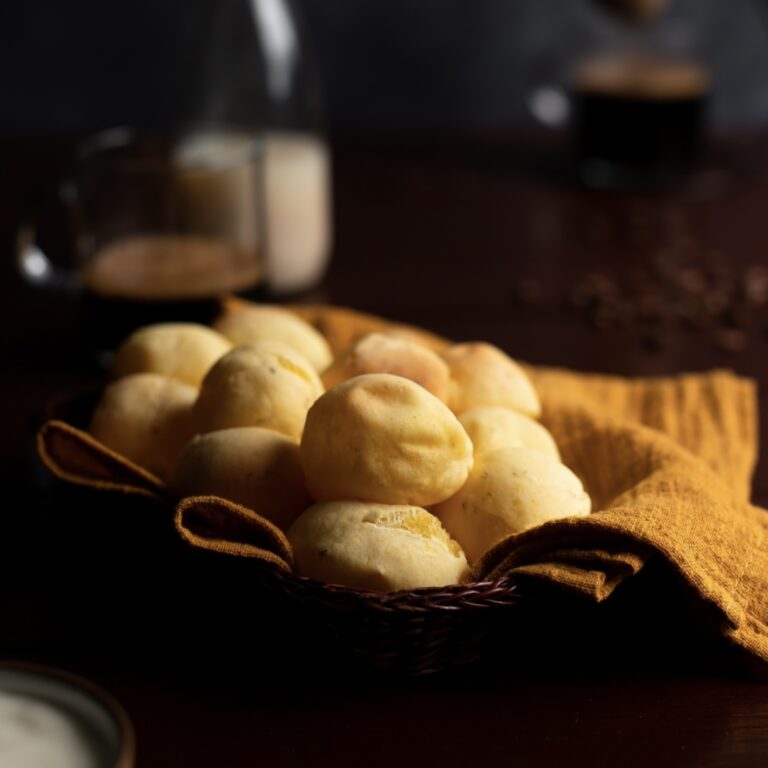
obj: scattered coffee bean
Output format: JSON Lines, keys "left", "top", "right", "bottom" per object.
{"left": 743, "top": 267, "right": 768, "bottom": 306}
{"left": 714, "top": 327, "right": 748, "bottom": 353}
{"left": 677, "top": 267, "right": 707, "bottom": 295}
{"left": 565, "top": 247, "right": 763, "bottom": 353}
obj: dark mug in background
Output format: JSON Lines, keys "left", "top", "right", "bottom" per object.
{"left": 572, "top": 52, "right": 709, "bottom": 184}
{"left": 17, "top": 127, "right": 266, "bottom": 348}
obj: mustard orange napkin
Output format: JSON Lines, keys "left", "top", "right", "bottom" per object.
{"left": 477, "top": 367, "right": 767, "bottom": 664}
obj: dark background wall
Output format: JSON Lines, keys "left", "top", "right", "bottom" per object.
{"left": 2, "top": 0, "right": 768, "bottom": 136}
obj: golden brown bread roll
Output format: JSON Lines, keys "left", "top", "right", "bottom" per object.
{"left": 301, "top": 373, "right": 473, "bottom": 506}
{"left": 192, "top": 340, "right": 324, "bottom": 440}
{"left": 212, "top": 304, "right": 333, "bottom": 371}
{"left": 110, "top": 323, "right": 232, "bottom": 387}
{"left": 169, "top": 427, "right": 310, "bottom": 530}
{"left": 432, "top": 446, "right": 591, "bottom": 563}
{"left": 89, "top": 373, "right": 197, "bottom": 480}
{"left": 440, "top": 342, "right": 541, "bottom": 417}
{"left": 459, "top": 406, "right": 560, "bottom": 460}
{"left": 321, "top": 332, "right": 451, "bottom": 402}
{"left": 288, "top": 501, "right": 469, "bottom": 591}
{"left": 231, "top": 299, "right": 449, "bottom": 356}
{"left": 376, "top": 325, "right": 446, "bottom": 350}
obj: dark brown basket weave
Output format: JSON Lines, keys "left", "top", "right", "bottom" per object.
{"left": 255, "top": 566, "right": 524, "bottom": 675}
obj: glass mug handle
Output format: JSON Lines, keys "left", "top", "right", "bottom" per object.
{"left": 16, "top": 181, "right": 82, "bottom": 293}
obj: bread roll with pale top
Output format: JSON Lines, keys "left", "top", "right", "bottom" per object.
{"left": 89, "top": 373, "right": 197, "bottom": 480}
{"left": 288, "top": 501, "right": 469, "bottom": 591}
{"left": 110, "top": 323, "right": 232, "bottom": 387}
{"left": 193, "top": 341, "right": 323, "bottom": 440}
{"left": 213, "top": 304, "right": 333, "bottom": 371}
{"left": 170, "top": 427, "right": 310, "bottom": 530}
{"left": 459, "top": 407, "right": 560, "bottom": 460}
{"left": 322, "top": 332, "right": 451, "bottom": 402}
{"left": 441, "top": 342, "right": 540, "bottom": 417}
{"left": 432, "top": 446, "right": 591, "bottom": 563}
{"left": 301, "top": 373, "right": 473, "bottom": 506}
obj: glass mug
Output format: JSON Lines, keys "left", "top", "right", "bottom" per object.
{"left": 17, "top": 126, "right": 267, "bottom": 347}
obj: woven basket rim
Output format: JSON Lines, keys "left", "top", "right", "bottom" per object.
{"left": 256, "top": 559, "right": 522, "bottom": 612}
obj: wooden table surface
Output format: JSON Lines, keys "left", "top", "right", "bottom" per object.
{"left": 1, "top": 133, "right": 768, "bottom": 767}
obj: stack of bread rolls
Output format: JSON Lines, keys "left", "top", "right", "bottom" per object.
{"left": 89, "top": 304, "right": 591, "bottom": 591}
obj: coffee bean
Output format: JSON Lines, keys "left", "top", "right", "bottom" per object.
{"left": 569, "top": 249, "right": 766, "bottom": 355}
{"left": 677, "top": 267, "right": 708, "bottom": 295}
{"left": 743, "top": 267, "right": 768, "bottom": 306}
{"left": 714, "top": 328, "right": 747, "bottom": 353}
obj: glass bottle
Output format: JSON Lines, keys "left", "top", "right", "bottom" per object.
{"left": 16, "top": 0, "right": 332, "bottom": 351}
{"left": 195, "top": 0, "right": 332, "bottom": 295}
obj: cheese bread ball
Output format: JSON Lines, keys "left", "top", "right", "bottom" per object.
{"left": 301, "top": 373, "right": 473, "bottom": 506}
{"left": 322, "top": 333, "right": 451, "bottom": 402}
{"left": 433, "top": 447, "right": 591, "bottom": 563}
{"left": 110, "top": 323, "right": 232, "bottom": 387}
{"left": 288, "top": 501, "right": 469, "bottom": 591}
{"left": 170, "top": 427, "right": 310, "bottom": 530}
{"left": 212, "top": 305, "right": 333, "bottom": 372}
{"left": 377, "top": 325, "right": 446, "bottom": 351}
{"left": 89, "top": 373, "right": 198, "bottom": 480}
{"left": 440, "top": 342, "right": 540, "bottom": 417}
{"left": 459, "top": 407, "right": 560, "bottom": 460}
{"left": 193, "top": 340, "right": 324, "bottom": 440}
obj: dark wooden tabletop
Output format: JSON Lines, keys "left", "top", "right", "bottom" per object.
{"left": 2, "top": 133, "right": 768, "bottom": 767}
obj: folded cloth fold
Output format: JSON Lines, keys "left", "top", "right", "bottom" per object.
{"left": 36, "top": 304, "right": 768, "bottom": 666}
{"left": 476, "top": 369, "right": 768, "bottom": 664}
{"left": 175, "top": 495, "right": 293, "bottom": 572}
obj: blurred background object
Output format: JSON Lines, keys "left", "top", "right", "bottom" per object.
{"left": 11, "top": 0, "right": 331, "bottom": 325}
{"left": 593, "top": 0, "right": 670, "bottom": 24}
{"left": 198, "top": 0, "right": 331, "bottom": 295}
{"left": 572, "top": 0, "right": 709, "bottom": 185}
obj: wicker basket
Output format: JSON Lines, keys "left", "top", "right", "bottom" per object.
{"left": 256, "top": 566, "right": 525, "bottom": 675}
{"left": 38, "top": 384, "right": 540, "bottom": 677}
{"left": 35, "top": 303, "right": 766, "bottom": 677}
